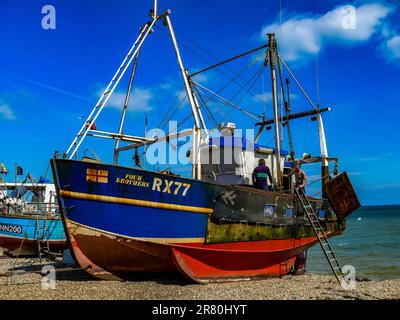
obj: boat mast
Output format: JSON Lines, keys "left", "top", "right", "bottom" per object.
{"left": 188, "top": 71, "right": 208, "bottom": 137}
{"left": 318, "top": 114, "right": 329, "bottom": 197}
{"left": 66, "top": 18, "right": 158, "bottom": 160}
{"left": 114, "top": 0, "right": 156, "bottom": 166}
{"left": 267, "top": 33, "right": 282, "bottom": 189}
{"left": 151, "top": 0, "right": 158, "bottom": 18}
{"left": 276, "top": 55, "right": 330, "bottom": 197}
{"left": 164, "top": 13, "right": 202, "bottom": 180}
{"left": 113, "top": 49, "right": 141, "bottom": 165}
{"left": 315, "top": 49, "right": 329, "bottom": 197}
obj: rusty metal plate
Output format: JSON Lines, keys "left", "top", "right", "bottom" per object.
{"left": 326, "top": 172, "right": 361, "bottom": 219}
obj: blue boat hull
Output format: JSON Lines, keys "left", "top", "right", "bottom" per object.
{"left": 0, "top": 214, "right": 67, "bottom": 256}
{"left": 51, "top": 159, "right": 348, "bottom": 282}
{"left": 54, "top": 159, "right": 220, "bottom": 243}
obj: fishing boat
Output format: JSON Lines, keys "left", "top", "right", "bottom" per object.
{"left": 0, "top": 182, "right": 67, "bottom": 256}
{"left": 51, "top": 2, "right": 360, "bottom": 283}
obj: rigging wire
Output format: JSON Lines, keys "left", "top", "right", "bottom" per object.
{"left": 277, "top": 53, "right": 319, "bottom": 112}
{"left": 277, "top": 52, "right": 288, "bottom": 149}
{"left": 177, "top": 113, "right": 193, "bottom": 128}
{"left": 193, "top": 86, "right": 219, "bottom": 129}
{"left": 203, "top": 49, "right": 268, "bottom": 106}
{"left": 195, "top": 85, "right": 227, "bottom": 120}
{"left": 193, "top": 81, "right": 260, "bottom": 122}
{"left": 197, "top": 49, "right": 267, "bottom": 124}
{"left": 201, "top": 105, "right": 218, "bottom": 129}
{"left": 153, "top": 24, "right": 274, "bottom": 132}
{"left": 156, "top": 90, "right": 184, "bottom": 129}
{"left": 229, "top": 64, "right": 265, "bottom": 107}
{"left": 158, "top": 91, "right": 188, "bottom": 132}
{"left": 173, "top": 57, "right": 266, "bottom": 129}
{"left": 155, "top": 24, "right": 267, "bottom": 103}
{"left": 221, "top": 65, "right": 265, "bottom": 123}
{"left": 174, "top": 27, "right": 268, "bottom": 97}
{"left": 262, "top": 70, "right": 266, "bottom": 116}
{"left": 211, "top": 65, "right": 263, "bottom": 121}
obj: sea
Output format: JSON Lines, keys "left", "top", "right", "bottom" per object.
{"left": 307, "top": 205, "right": 400, "bottom": 280}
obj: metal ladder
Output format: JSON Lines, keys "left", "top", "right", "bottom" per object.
{"left": 295, "top": 188, "right": 344, "bottom": 284}
{"left": 35, "top": 216, "right": 50, "bottom": 263}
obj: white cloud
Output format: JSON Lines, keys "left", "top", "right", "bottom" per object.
{"left": 99, "top": 87, "right": 153, "bottom": 112}
{"left": 381, "top": 35, "right": 400, "bottom": 62}
{"left": 6, "top": 72, "right": 93, "bottom": 103}
{"left": 191, "top": 72, "right": 209, "bottom": 84}
{"left": 253, "top": 93, "right": 272, "bottom": 103}
{"left": 348, "top": 171, "right": 364, "bottom": 176}
{"left": 252, "top": 92, "right": 298, "bottom": 104}
{"left": 363, "top": 182, "right": 400, "bottom": 190}
{"left": 0, "top": 104, "right": 16, "bottom": 120}
{"left": 354, "top": 152, "right": 392, "bottom": 162}
{"left": 259, "top": 3, "right": 392, "bottom": 62}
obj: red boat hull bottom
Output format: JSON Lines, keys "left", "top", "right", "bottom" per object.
{"left": 65, "top": 220, "right": 176, "bottom": 281}
{"left": 66, "top": 219, "right": 321, "bottom": 283}
{"left": 0, "top": 236, "right": 66, "bottom": 257}
{"left": 170, "top": 243, "right": 308, "bottom": 283}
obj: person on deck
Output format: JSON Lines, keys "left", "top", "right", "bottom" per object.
{"left": 286, "top": 164, "right": 308, "bottom": 193}
{"left": 252, "top": 159, "right": 275, "bottom": 191}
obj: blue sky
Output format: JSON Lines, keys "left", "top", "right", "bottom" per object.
{"left": 0, "top": 0, "right": 399, "bottom": 205}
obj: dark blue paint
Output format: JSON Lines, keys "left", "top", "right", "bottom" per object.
{"left": 64, "top": 198, "right": 209, "bottom": 238}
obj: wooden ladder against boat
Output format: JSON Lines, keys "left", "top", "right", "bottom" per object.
{"left": 295, "top": 188, "right": 344, "bottom": 284}
{"left": 35, "top": 216, "right": 50, "bottom": 263}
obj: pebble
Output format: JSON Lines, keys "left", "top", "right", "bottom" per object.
{"left": 0, "top": 257, "right": 399, "bottom": 300}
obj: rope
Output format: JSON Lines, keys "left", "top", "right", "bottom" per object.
{"left": 193, "top": 87, "right": 219, "bottom": 129}
{"left": 153, "top": 24, "right": 273, "bottom": 132}
{"left": 195, "top": 85, "right": 227, "bottom": 120}
{"left": 156, "top": 24, "right": 268, "bottom": 103}
{"left": 159, "top": 93, "right": 188, "bottom": 133}
{"left": 157, "top": 90, "right": 187, "bottom": 132}
{"left": 221, "top": 65, "right": 265, "bottom": 122}
{"left": 193, "top": 82, "right": 260, "bottom": 122}
{"left": 173, "top": 27, "right": 268, "bottom": 99}
{"left": 309, "top": 190, "right": 323, "bottom": 198}
{"left": 304, "top": 172, "right": 333, "bottom": 188}
{"left": 214, "top": 50, "right": 268, "bottom": 106}
{"left": 177, "top": 113, "right": 193, "bottom": 128}
{"left": 277, "top": 54, "right": 319, "bottom": 112}
{"left": 229, "top": 64, "right": 265, "bottom": 107}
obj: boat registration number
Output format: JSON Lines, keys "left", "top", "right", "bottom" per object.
{"left": 0, "top": 223, "right": 22, "bottom": 234}
{"left": 152, "top": 178, "right": 191, "bottom": 197}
